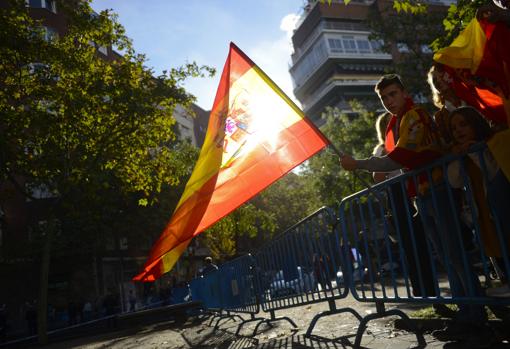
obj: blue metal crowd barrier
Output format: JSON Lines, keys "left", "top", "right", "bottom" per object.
{"left": 170, "top": 286, "right": 190, "bottom": 304}
{"left": 338, "top": 144, "right": 510, "bottom": 346}
{"left": 252, "top": 206, "right": 362, "bottom": 336}
{"left": 189, "top": 144, "right": 510, "bottom": 347}
{"left": 189, "top": 270, "right": 222, "bottom": 311}
{"left": 189, "top": 254, "right": 262, "bottom": 333}
{"left": 215, "top": 255, "right": 262, "bottom": 332}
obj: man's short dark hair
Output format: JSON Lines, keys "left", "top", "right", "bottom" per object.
{"left": 375, "top": 74, "right": 405, "bottom": 93}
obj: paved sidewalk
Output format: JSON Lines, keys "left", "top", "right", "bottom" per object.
{"left": 9, "top": 295, "right": 510, "bottom": 348}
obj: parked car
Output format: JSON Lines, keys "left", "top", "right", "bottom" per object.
{"left": 267, "top": 266, "right": 316, "bottom": 299}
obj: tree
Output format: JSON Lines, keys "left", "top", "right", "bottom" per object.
{"left": 302, "top": 103, "right": 378, "bottom": 207}
{"left": 202, "top": 172, "right": 323, "bottom": 261}
{"left": 203, "top": 203, "right": 277, "bottom": 261}
{"left": 50, "top": 141, "right": 198, "bottom": 254}
{"left": 253, "top": 172, "right": 321, "bottom": 233}
{"left": 366, "top": 0, "right": 487, "bottom": 53}
{"left": 431, "top": 0, "right": 486, "bottom": 51}
{"left": 0, "top": 0, "right": 212, "bottom": 342}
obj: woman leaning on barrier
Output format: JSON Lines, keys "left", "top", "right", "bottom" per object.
{"left": 446, "top": 106, "right": 510, "bottom": 298}
{"left": 410, "top": 68, "right": 494, "bottom": 341}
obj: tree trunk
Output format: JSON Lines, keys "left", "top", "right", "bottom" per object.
{"left": 37, "top": 230, "right": 52, "bottom": 344}
{"left": 92, "top": 255, "right": 99, "bottom": 298}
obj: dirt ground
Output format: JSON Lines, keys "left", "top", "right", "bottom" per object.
{"left": 39, "top": 293, "right": 510, "bottom": 349}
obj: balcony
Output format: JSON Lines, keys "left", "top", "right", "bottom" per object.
{"left": 303, "top": 79, "right": 378, "bottom": 114}
{"left": 290, "top": 35, "right": 391, "bottom": 97}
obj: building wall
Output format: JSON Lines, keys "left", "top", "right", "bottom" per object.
{"left": 191, "top": 104, "right": 209, "bottom": 148}
{"left": 290, "top": 0, "right": 391, "bottom": 123}
{"left": 173, "top": 105, "right": 197, "bottom": 146}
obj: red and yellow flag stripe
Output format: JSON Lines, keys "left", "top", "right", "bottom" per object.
{"left": 433, "top": 18, "right": 510, "bottom": 125}
{"left": 134, "top": 43, "right": 328, "bottom": 282}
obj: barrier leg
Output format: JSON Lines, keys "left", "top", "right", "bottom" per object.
{"left": 232, "top": 314, "right": 244, "bottom": 322}
{"left": 235, "top": 315, "right": 268, "bottom": 336}
{"left": 213, "top": 312, "right": 245, "bottom": 330}
{"left": 252, "top": 319, "right": 276, "bottom": 336}
{"left": 252, "top": 310, "right": 297, "bottom": 336}
{"left": 197, "top": 311, "right": 212, "bottom": 322}
{"left": 208, "top": 311, "right": 222, "bottom": 326}
{"left": 305, "top": 307, "right": 363, "bottom": 337}
{"left": 353, "top": 302, "right": 426, "bottom": 348}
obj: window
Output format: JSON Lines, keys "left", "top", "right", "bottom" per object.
{"left": 356, "top": 39, "right": 371, "bottom": 53}
{"left": 342, "top": 36, "right": 357, "bottom": 53}
{"left": 397, "top": 43, "right": 410, "bottom": 53}
{"left": 293, "top": 38, "right": 328, "bottom": 83}
{"left": 328, "top": 38, "right": 343, "bottom": 53}
{"left": 142, "top": 237, "right": 152, "bottom": 250}
{"left": 28, "top": 219, "right": 61, "bottom": 241}
{"left": 26, "top": 63, "right": 59, "bottom": 83}
{"left": 28, "top": 0, "right": 42, "bottom": 7}
{"left": 370, "top": 40, "right": 383, "bottom": 53}
{"left": 28, "top": 0, "right": 57, "bottom": 13}
{"left": 25, "top": 182, "right": 58, "bottom": 202}
{"left": 106, "top": 236, "right": 115, "bottom": 250}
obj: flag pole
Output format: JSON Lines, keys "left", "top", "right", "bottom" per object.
{"left": 327, "top": 143, "right": 383, "bottom": 202}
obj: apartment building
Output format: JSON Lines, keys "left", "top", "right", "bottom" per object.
{"left": 289, "top": 0, "right": 451, "bottom": 125}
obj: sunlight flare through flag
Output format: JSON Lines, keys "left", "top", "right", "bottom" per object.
{"left": 133, "top": 42, "right": 329, "bottom": 282}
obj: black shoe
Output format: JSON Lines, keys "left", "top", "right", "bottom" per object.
{"left": 433, "top": 304, "right": 457, "bottom": 318}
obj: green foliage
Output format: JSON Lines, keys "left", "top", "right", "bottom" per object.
{"left": 319, "top": 0, "right": 351, "bottom": 5}
{"left": 203, "top": 203, "right": 277, "bottom": 261}
{"left": 302, "top": 103, "right": 377, "bottom": 207}
{"left": 253, "top": 173, "right": 321, "bottom": 232}
{"left": 0, "top": 0, "right": 213, "bottom": 208}
{"left": 202, "top": 167, "right": 323, "bottom": 260}
{"left": 431, "top": 0, "right": 483, "bottom": 51}
{"left": 51, "top": 144, "right": 199, "bottom": 258}
{"left": 392, "top": 0, "right": 427, "bottom": 14}
{"left": 0, "top": 0, "right": 210, "bottom": 271}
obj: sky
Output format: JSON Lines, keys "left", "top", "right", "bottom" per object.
{"left": 90, "top": 1, "right": 306, "bottom": 111}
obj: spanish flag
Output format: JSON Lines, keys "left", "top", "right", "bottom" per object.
{"left": 433, "top": 18, "right": 510, "bottom": 125}
{"left": 133, "top": 43, "right": 329, "bottom": 282}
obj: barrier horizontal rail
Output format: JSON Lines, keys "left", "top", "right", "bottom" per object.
{"left": 189, "top": 206, "right": 361, "bottom": 337}
{"left": 186, "top": 144, "right": 509, "bottom": 346}
{"left": 252, "top": 206, "right": 365, "bottom": 337}
{"left": 254, "top": 206, "right": 347, "bottom": 312}
{"left": 189, "top": 254, "right": 262, "bottom": 333}
{"left": 217, "top": 254, "right": 259, "bottom": 315}
{"left": 189, "top": 270, "right": 222, "bottom": 311}
{"left": 339, "top": 145, "right": 510, "bottom": 307}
